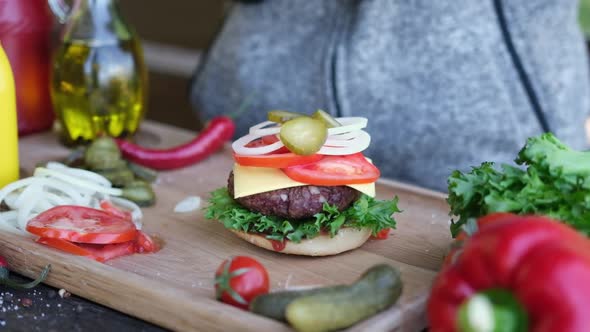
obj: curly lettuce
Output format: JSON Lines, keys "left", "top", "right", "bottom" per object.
{"left": 205, "top": 187, "right": 400, "bottom": 242}
{"left": 448, "top": 133, "right": 590, "bottom": 237}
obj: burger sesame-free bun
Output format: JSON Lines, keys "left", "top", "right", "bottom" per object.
{"left": 230, "top": 228, "right": 372, "bottom": 256}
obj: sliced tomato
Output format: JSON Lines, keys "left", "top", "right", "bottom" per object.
{"left": 135, "top": 231, "right": 160, "bottom": 253}
{"left": 234, "top": 152, "right": 323, "bottom": 168}
{"left": 80, "top": 241, "right": 137, "bottom": 262}
{"left": 37, "top": 237, "right": 98, "bottom": 260}
{"left": 282, "top": 153, "right": 380, "bottom": 185}
{"left": 27, "top": 206, "right": 137, "bottom": 244}
{"left": 36, "top": 238, "right": 136, "bottom": 262}
{"left": 372, "top": 228, "right": 391, "bottom": 240}
{"left": 236, "top": 135, "right": 320, "bottom": 168}
{"left": 100, "top": 200, "right": 133, "bottom": 221}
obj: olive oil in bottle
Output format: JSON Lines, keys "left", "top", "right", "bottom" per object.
{"left": 49, "top": 0, "right": 147, "bottom": 144}
{"left": 52, "top": 38, "right": 147, "bottom": 143}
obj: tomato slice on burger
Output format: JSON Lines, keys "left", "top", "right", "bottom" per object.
{"left": 234, "top": 152, "right": 323, "bottom": 168}
{"left": 282, "top": 153, "right": 380, "bottom": 185}
{"left": 27, "top": 206, "right": 138, "bottom": 244}
{"left": 235, "top": 135, "right": 323, "bottom": 168}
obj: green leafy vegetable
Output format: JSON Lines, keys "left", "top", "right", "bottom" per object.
{"left": 448, "top": 133, "right": 590, "bottom": 237}
{"left": 205, "top": 188, "right": 400, "bottom": 242}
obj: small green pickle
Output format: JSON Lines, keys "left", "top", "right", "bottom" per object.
{"left": 312, "top": 109, "right": 341, "bottom": 128}
{"left": 267, "top": 110, "right": 305, "bottom": 123}
{"left": 279, "top": 117, "right": 327, "bottom": 155}
{"left": 122, "top": 180, "right": 156, "bottom": 207}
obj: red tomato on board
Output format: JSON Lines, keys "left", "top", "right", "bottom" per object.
{"left": 37, "top": 231, "right": 158, "bottom": 263}
{"left": 214, "top": 256, "right": 269, "bottom": 309}
{"left": 372, "top": 228, "right": 391, "bottom": 240}
{"left": 283, "top": 153, "right": 380, "bottom": 186}
{"left": 26, "top": 206, "right": 137, "bottom": 244}
{"left": 99, "top": 200, "right": 133, "bottom": 221}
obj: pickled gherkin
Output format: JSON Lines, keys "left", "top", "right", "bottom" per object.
{"left": 279, "top": 117, "right": 327, "bottom": 155}
{"left": 312, "top": 109, "right": 341, "bottom": 128}
{"left": 267, "top": 110, "right": 305, "bottom": 123}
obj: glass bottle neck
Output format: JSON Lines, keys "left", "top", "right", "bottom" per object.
{"left": 66, "top": 0, "right": 131, "bottom": 44}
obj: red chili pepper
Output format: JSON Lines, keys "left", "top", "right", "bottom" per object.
{"left": 0, "top": 256, "right": 51, "bottom": 289}
{"left": 428, "top": 213, "right": 590, "bottom": 332}
{"left": 116, "top": 116, "right": 235, "bottom": 170}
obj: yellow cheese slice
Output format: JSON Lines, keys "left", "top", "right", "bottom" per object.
{"left": 233, "top": 163, "right": 375, "bottom": 198}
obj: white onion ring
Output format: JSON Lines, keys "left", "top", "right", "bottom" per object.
{"left": 232, "top": 132, "right": 285, "bottom": 156}
{"left": 327, "top": 131, "right": 362, "bottom": 140}
{"left": 46, "top": 161, "right": 112, "bottom": 188}
{"left": 319, "top": 130, "right": 371, "bottom": 155}
{"left": 324, "top": 130, "right": 369, "bottom": 147}
{"left": 0, "top": 163, "right": 142, "bottom": 235}
{"left": 327, "top": 117, "right": 368, "bottom": 135}
{"left": 234, "top": 116, "right": 370, "bottom": 156}
{"left": 249, "top": 121, "right": 280, "bottom": 134}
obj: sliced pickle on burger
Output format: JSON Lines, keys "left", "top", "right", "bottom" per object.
{"left": 312, "top": 109, "right": 341, "bottom": 128}
{"left": 268, "top": 110, "right": 305, "bottom": 123}
{"left": 280, "top": 117, "right": 327, "bottom": 155}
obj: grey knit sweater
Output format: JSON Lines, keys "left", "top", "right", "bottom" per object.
{"left": 190, "top": 0, "right": 590, "bottom": 191}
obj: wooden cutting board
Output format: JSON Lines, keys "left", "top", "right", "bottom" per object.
{"left": 0, "top": 121, "right": 452, "bottom": 331}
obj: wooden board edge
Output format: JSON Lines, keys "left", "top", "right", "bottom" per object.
{"left": 347, "top": 293, "right": 429, "bottom": 332}
{"left": 376, "top": 178, "right": 447, "bottom": 200}
{"left": 0, "top": 233, "right": 290, "bottom": 332}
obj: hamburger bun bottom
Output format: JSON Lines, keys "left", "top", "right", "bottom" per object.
{"left": 230, "top": 228, "right": 372, "bottom": 256}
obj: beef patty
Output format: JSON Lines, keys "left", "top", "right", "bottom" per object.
{"left": 227, "top": 172, "right": 360, "bottom": 219}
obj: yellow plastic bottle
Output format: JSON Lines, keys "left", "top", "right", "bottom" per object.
{"left": 0, "top": 42, "right": 19, "bottom": 187}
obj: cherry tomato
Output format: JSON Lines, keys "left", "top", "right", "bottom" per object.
{"left": 36, "top": 238, "right": 136, "bottom": 262}
{"left": 27, "top": 206, "right": 137, "bottom": 244}
{"left": 283, "top": 153, "right": 380, "bottom": 185}
{"left": 372, "top": 228, "right": 391, "bottom": 240}
{"left": 214, "top": 256, "right": 269, "bottom": 309}
{"left": 100, "top": 200, "right": 133, "bottom": 221}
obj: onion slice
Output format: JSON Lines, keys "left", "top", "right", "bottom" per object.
{"left": 319, "top": 130, "right": 371, "bottom": 155}
{"left": 234, "top": 116, "right": 371, "bottom": 156}
{"left": 232, "top": 132, "right": 285, "bottom": 156}
{"left": 0, "top": 163, "right": 141, "bottom": 235}
{"left": 174, "top": 196, "right": 201, "bottom": 213}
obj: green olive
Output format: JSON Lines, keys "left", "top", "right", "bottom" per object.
{"left": 280, "top": 117, "right": 327, "bottom": 155}
{"left": 267, "top": 110, "right": 305, "bottom": 123}
{"left": 84, "top": 149, "right": 124, "bottom": 170}
{"left": 90, "top": 136, "right": 120, "bottom": 152}
{"left": 122, "top": 180, "right": 156, "bottom": 207}
{"left": 97, "top": 168, "right": 135, "bottom": 187}
{"left": 312, "top": 109, "right": 341, "bottom": 128}
{"left": 128, "top": 162, "right": 158, "bottom": 183}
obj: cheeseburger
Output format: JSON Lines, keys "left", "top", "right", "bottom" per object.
{"left": 206, "top": 110, "right": 400, "bottom": 256}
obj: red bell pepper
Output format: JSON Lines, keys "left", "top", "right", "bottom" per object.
{"left": 428, "top": 213, "right": 590, "bottom": 332}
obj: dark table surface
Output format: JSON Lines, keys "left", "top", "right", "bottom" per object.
{"left": 0, "top": 273, "right": 167, "bottom": 332}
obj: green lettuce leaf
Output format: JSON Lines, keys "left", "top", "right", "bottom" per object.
{"left": 448, "top": 133, "right": 590, "bottom": 237}
{"left": 205, "top": 188, "right": 400, "bottom": 242}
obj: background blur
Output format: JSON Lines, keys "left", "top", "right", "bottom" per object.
{"left": 118, "top": 0, "right": 227, "bottom": 131}
{"left": 125, "top": 0, "right": 590, "bottom": 132}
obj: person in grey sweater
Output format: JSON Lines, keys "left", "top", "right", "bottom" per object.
{"left": 190, "top": 0, "right": 590, "bottom": 191}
